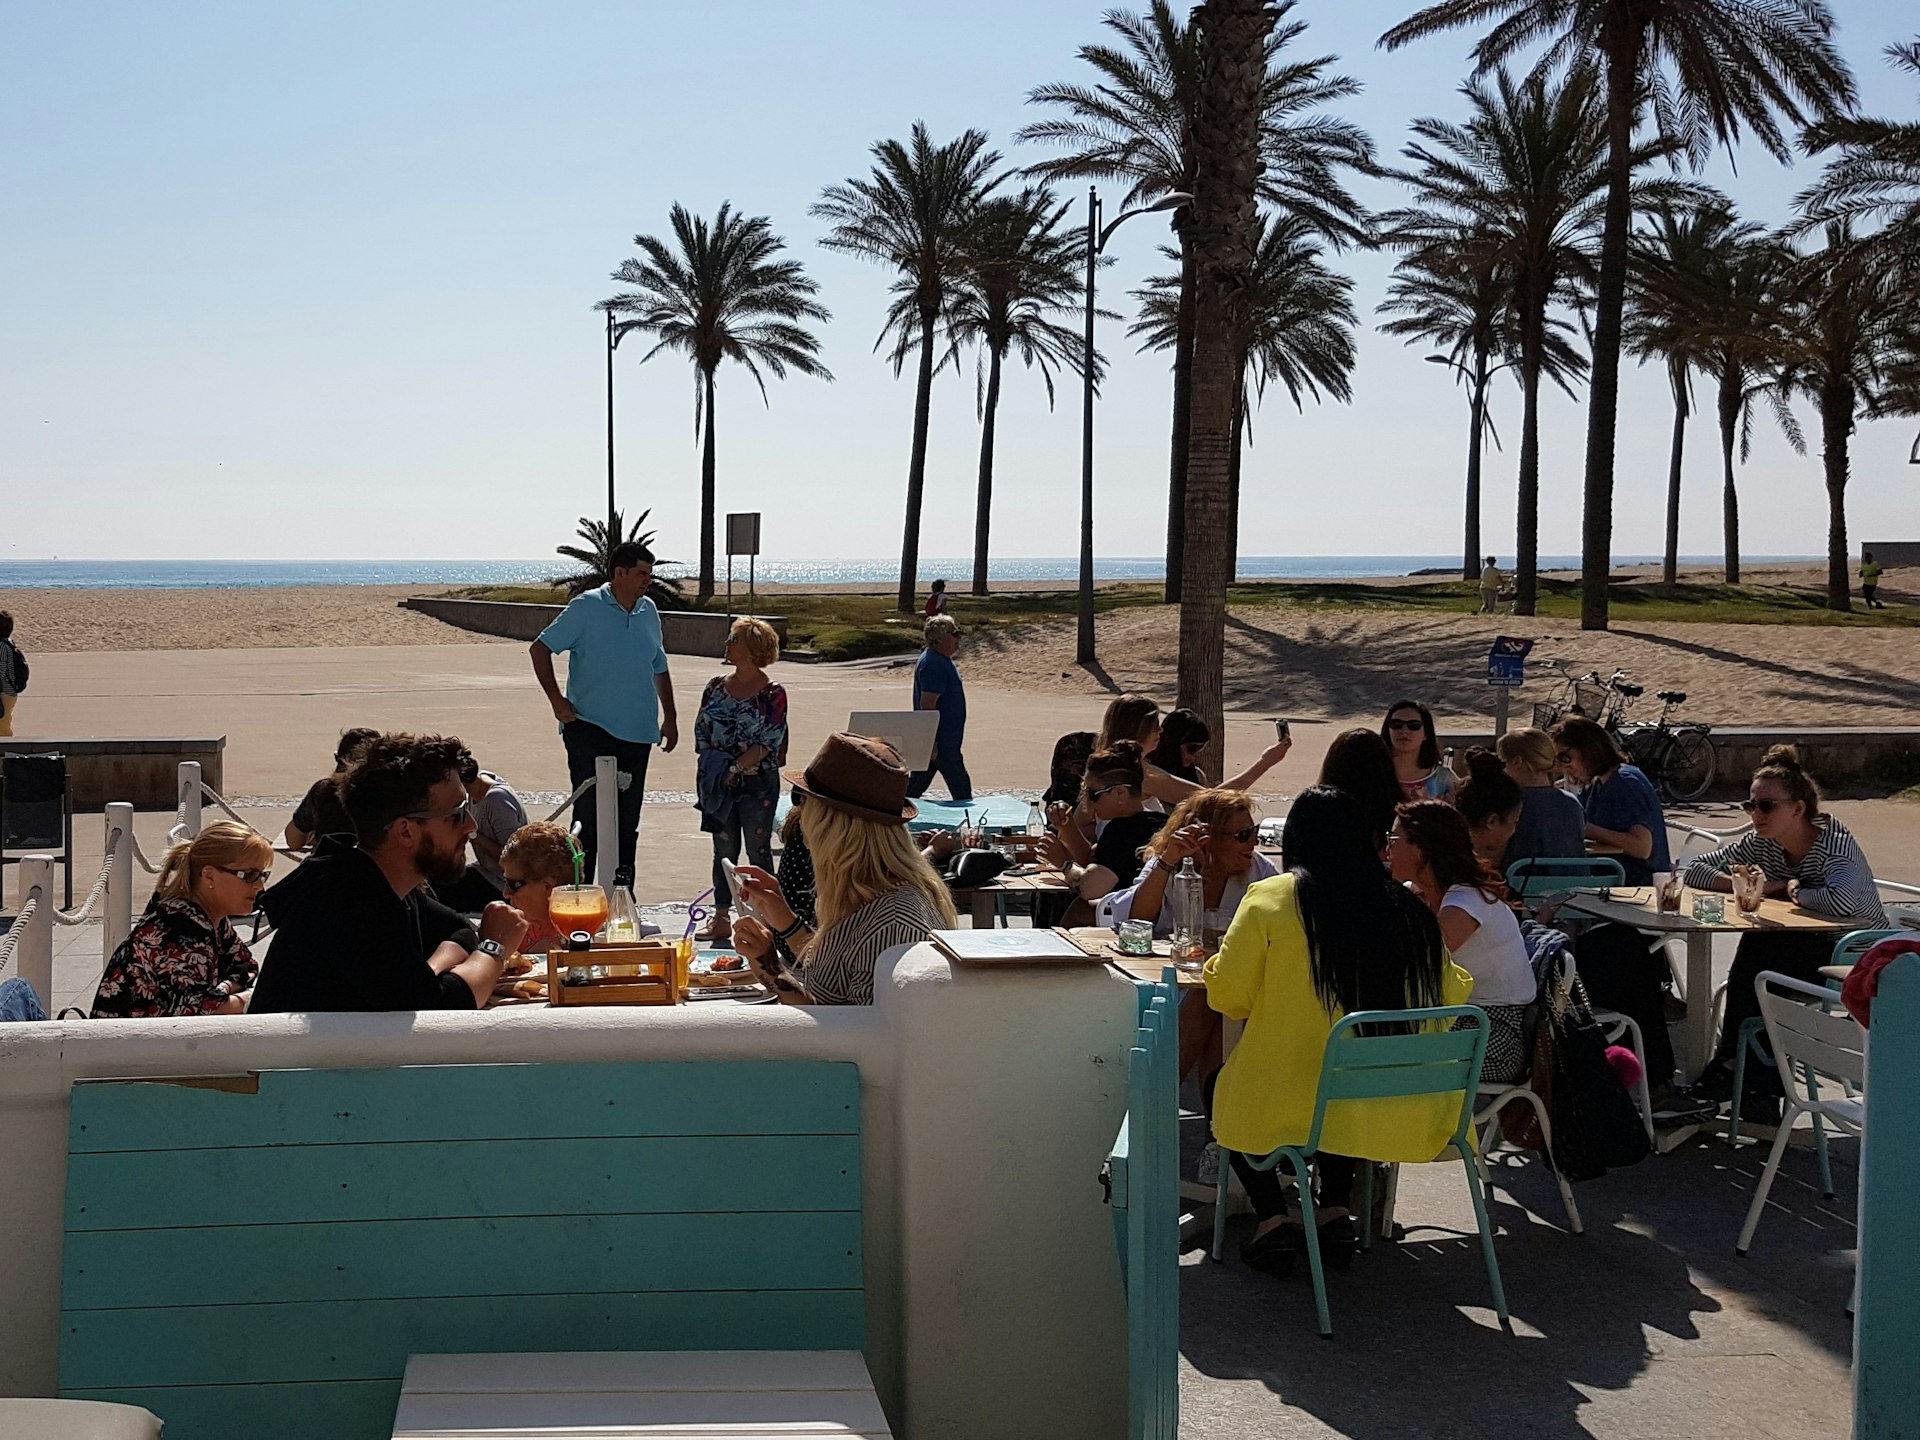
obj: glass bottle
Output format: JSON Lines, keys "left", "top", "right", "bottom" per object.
{"left": 566, "top": 931, "right": 593, "bottom": 987}
{"left": 1026, "top": 800, "right": 1047, "bottom": 837}
{"left": 1169, "top": 857, "right": 1206, "bottom": 970}
{"left": 605, "top": 886, "right": 639, "bottom": 944}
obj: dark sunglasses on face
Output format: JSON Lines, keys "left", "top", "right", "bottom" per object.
{"left": 1086, "top": 781, "right": 1136, "bottom": 803}
{"left": 1740, "top": 798, "right": 1785, "bottom": 814}
{"left": 1556, "top": 751, "right": 1573, "bottom": 765}
{"left": 1387, "top": 718, "right": 1426, "bottom": 732}
{"left": 500, "top": 875, "right": 536, "bottom": 894}
{"left": 212, "top": 865, "right": 272, "bottom": 885}
{"left": 1218, "top": 824, "right": 1259, "bottom": 844}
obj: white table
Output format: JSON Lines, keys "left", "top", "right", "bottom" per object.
{"left": 393, "top": 1351, "right": 894, "bottom": 1439}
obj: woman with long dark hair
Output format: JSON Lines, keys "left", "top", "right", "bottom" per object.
{"left": 1316, "top": 727, "right": 1402, "bottom": 853}
{"left": 1381, "top": 699, "right": 1456, "bottom": 803}
{"left": 1390, "top": 801, "right": 1536, "bottom": 1084}
{"left": 1203, "top": 787, "right": 1470, "bottom": 1269}
{"left": 1147, "top": 707, "right": 1209, "bottom": 783}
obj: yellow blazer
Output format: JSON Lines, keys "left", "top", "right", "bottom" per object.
{"left": 1204, "top": 873, "right": 1476, "bottom": 1162}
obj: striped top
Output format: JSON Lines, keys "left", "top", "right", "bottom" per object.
{"left": 1683, "top": 817, "right": 1887, "bottom": 926}
{"left": 791, "top": 884, "right": 947, "bottom": 1006}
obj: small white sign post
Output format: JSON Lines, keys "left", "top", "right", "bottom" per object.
{"left": 1487, "top": 636, "right": 1533, "bottom": 739}
{"left": 725, "top": 512, "right": 762, "bottom": 617}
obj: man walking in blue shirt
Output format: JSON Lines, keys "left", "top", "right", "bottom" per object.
{"left": 529, "top": 542, "right": 679, "bottom": 887}
{"left": 907, "top": 614, "right": 971, "bottom": 803}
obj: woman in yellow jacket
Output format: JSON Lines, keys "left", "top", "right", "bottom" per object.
{"left": 1204, "top": 786, "right": 1473, "bottom": 1269}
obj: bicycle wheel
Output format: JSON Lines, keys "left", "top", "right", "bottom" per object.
{"left": 1660, "top": 728, "right": 1716, "bottom": 804}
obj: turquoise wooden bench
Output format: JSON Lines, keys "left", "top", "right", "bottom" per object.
{"left": 57, "top": 1060, "right": 865, "bottom": 1440}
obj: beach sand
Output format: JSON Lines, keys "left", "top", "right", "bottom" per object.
{"left": 3, "top": 569, "right": 1914, "bottom": 727}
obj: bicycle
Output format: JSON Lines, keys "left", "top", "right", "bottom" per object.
{"left": 1596, "top": 673, "right": 1718, "bottom": 804}
{"left": 1529, "top": 659, "right": 1610, "bottom": 730}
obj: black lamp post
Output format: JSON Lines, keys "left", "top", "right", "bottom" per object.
{"left": 1426, "top": 351, "right": 1517, "bottom": 583}
{"left": 605, "top": 308, "right": 621, "bottom": 553}
{"left": 1078, "top": 187, "right": 1193, "bottom": 666}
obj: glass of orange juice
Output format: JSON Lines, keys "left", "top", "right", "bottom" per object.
{"left": 549, "top": 884, "right": 609, "bottom": 939}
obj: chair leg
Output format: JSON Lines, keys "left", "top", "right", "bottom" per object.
{"left": 1736, "top": 1103, "right": 1802, "bottom": 1256}
{"left": 1381, "top": 1164, "right": 1400, "bottom": 1238}
{"left": 1525, "top": 1093, "right": 1583, "bottom": 1235}
{"left": 1608, "top": 1013, "right": 1656, "bottom": 1143}
{"left": 1457, "top": 1142, "right": 1511, "bottom": 1329}
{"left": 1798, "top": 1063, "right": 1836, "bottom": 1199}
{"left": 1210, "top": 1148, "right": 1231, "bottom": 1263}
{"left": 1288, "top": 1150, "right": 1331, "bottom": 1338}
{"left": 1728, "top": 1035, "right": 1749, "bottom": 1149}
{"left": 1359, "top": 1163, "right": 1375, "bottom": 1253}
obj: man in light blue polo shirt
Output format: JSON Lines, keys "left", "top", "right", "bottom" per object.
{"left": 529, "top": 541, "right": 679, "bottom": 887}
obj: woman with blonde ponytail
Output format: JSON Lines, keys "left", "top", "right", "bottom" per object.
{"left": 91, "top": 821, "right": 274, "bottom": 1017}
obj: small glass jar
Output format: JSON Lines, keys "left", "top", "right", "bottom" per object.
{"left": 1117, "top": 919, "right": 1155, "bottom": 957}
{"left": 1691, "top": 892, "right": 1726, "bottom": 924}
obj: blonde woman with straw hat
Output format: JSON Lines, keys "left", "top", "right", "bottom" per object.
{"left": 729, "top": 733, "right": 956, "bottom": 1005}
{"left": 91, "top": 821, "right": 274, "bottom": 1017}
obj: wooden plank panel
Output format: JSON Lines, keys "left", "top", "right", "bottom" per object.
{"left": 62, "top": 1293, "right": 868, "bottom": 1391}
{"left": 64, "top": 1211, "right": 861, "bottom": 1312}
{"left": 67, "top": 1135, "right": 859, "bottom": 1231}
{"left": 69, "top": 1061, "right": 859, "bottom": 1154}
{"left": 393, "top": 1388, "right": 890, "bottom": 1433}
{"left": 61, "top": 1380, "right": 398, "bottom": 1440}
{"left": 401, "top": 1350, "right": 875, "bottom": 1393}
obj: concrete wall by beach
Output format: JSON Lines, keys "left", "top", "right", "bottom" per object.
{"left": 0, "top": 737, "right": 222, "bottom": 809}
{"left": 400, "top": 598, "right": 787, "bottom": 658}
{"left": 0, "top": 945, "right": 1137, "bottom": 1440}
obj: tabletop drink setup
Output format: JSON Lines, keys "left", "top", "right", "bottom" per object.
{"left": 1169, "top": 858, "right": 1207, "bottom": 972}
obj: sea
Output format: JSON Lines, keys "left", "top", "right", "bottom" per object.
{"left": 0, "top": 555, "right": 1819, "bottom": 590}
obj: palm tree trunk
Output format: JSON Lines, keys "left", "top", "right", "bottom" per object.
{"left": 1227, "top": 378, "right": 1245, "bottom": 573}
{"left": 1822, "top": 384, "right": 1853, "bottom": 613}
{"left": 1579, "top": 43, "right": 1643, "bottom": 632}
{"left": 1462, "top": 354, "right": 1488, "bottom": 583}
{"left": 1165, "top": 236, "right": 1198, "bottom": 603}
{"left": 1717, "top": 367, "right": 1742, "bottom": 586}
{"left": 971, "top": 346, "right": 1004, "bottom": 597}
{"left": 897, "top": 307, "right": 939, "bottom": 614}
{"left": 1662, "top": 369, "right": 1686, "bottom": 588}
{"left": 1178, "top": 0, "right": 1271, "bottom": 780}
{"left": 1514, "top": 302, "right": 1544, "bottom": 618}
{"left": 699, "top": 369, "right": 718, "bottom": 604}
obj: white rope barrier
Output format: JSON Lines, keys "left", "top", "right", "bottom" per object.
{"left": 544, "top": 776, "right": 596, "bottom": 824}
{"left": 129, "top": 833, "right": 166, "bottom": 874}
{"left": 0, "top": 893, "right": 37, "bottom": 976}
{"left": 50, "top": 830, "right": 121, "bottom": 926}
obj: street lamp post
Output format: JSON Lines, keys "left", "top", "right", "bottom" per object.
{"left": 1426, "top": 351, "right": 1516, "bottom": 583}
{"left": 606, "top": 308, "right": 620, "bottom": 553}
{"left": 1078, "top": 187, "right": 1192, "bottom": 666}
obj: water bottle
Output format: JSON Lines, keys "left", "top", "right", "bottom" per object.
{"left": 1169, "top": 857, "right": 1206, "bottom": 970}
{"left": 1026, "top": 800, "right": 1047, "bottom": 837}
{"left": 605, "top": 886, "right": 639, "bottom": 944}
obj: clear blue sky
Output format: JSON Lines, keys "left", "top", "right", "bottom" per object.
{"left": 3, "top": 0, "right": 1914, "bottom": 565}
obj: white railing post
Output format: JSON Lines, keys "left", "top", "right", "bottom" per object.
{"left": 15, "top": 855, "right": 55, "bottom": 1008}
{"left": 103, "top": 802, "right": 134, "bottom": 962}
{"left": 178, "top": 761, "right": 203, "bottom": 838}
{"left": 594, "top": 754, "right": 619, "bottom": 894}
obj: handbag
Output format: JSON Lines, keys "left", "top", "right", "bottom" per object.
{"left": 1543, "top": 976, "right": 1651, "bottom": 1181}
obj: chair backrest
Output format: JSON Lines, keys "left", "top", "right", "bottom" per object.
{"left": 1303, "top": 1005, "right": 1488, "bottom": 1156}
{"left": 1, "top": 752, "right": 68, "bottom": 850}
{"left": 1834, "top": 929, "right": 1902, "bottom": 969}
{"left": 1755, "top": 970, "right": 1867, "bottom": 1107}
{"left": 1504, "top": 856, "right": 1626, "bottom": 901}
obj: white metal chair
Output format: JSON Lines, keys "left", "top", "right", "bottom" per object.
{"left": 1472, "top": 948, "right": 1583, "bottom": 1234}
{"left": 1734, "top": 970, "right": 1867, "bottom": 1258}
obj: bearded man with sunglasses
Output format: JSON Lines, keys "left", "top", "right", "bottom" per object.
{"left": 252, "top": 733, "right": 528, "bottom": 1013}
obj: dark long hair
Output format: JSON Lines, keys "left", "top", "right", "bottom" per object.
{"left": 1148, "top": 707, "right": 1209, "bottom": 782}
{"left": 1316, "top": 727, "right": 1400, "bottom": 849}
{"left": 1397, "top": 799, "right": 1503, "bottom": 902}
{"left": 1283, "top": 787, "right": 1448, "bottom": 1019}
{"left": 1041, "top": 731, "right": 1095, "bottom": 807}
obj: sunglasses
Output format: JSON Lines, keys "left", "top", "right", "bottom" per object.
{"left": 212, "top": 865, "right": 272, "bottom": 885}
{"left": 406, "top": 799, "right": 472, "bottom": 826}
{"left": 500, "top": 875, "right": 538, "bottom": 895}
{"left": 1740, "top": 798, "right": 1787, "bottom": 814}
{"left": 1215, "top": 824, "right": 1259, "bottom": 844}
{"left": 1556, "top": 751, "right": 1573, "bottom": 765}
{"left": 1085, "top": 781, "right": 1136, "bottom": 803}
{"left": 1387, "top": 718, "right": 1426, "bottom": 732}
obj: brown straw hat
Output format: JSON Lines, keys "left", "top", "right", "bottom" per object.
{"left": 783, "top": 732, "right": 917, "bottom": 827}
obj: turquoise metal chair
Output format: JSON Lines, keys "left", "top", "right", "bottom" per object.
{"left": 1209, "top": 1004, "right": 1509, "bottom": 1338}
{"left": 1728, "top": 929, "right": 1897, "bottom": 1195}
{"left": 1504, "top": 856, "right": 1627, "bottom": 905}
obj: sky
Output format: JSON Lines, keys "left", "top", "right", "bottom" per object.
{"left": 2, "top": 0, "right": 1916, "bottom": 566}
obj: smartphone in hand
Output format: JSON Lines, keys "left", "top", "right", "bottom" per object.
{"left": 1273, "top": 718, "right": 1291, "bottom": 742}
{"left": 720, "top": 858, "right": 763, "bottom": 923}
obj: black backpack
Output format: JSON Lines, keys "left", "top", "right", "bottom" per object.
{"left": 3, "top": 642, "right": 24, "bottom": 694}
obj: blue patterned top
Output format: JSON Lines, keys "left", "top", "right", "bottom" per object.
{"left": 694, "top": 676, "right": 789, "bottom": 783}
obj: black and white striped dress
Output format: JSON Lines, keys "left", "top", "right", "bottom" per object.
{"left": 788, "top": 885, "right": 947, "bottom": 1006}
{"left": 1683, "top": 817, "right": 1887, "bottom": 926}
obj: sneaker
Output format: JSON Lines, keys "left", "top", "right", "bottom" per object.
{"left": 1651, "top": 1091, "right": 1718, "bottom": 1127}
{"left": 1197, "top": 1142, "right": 1221, "bottom": 1186}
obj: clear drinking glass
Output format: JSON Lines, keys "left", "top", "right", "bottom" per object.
{"left": 1117, "top": 919, "right": 1155, "bottom": 957}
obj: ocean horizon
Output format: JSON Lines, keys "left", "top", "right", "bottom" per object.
{"left": 0, "top": 555, "right": 1822, "bottom": 590}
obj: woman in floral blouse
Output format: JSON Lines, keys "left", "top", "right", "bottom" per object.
{"left": 91, "top": 821, "right": 273, "bottom": 1017}
{"left": 694, "top": 617, "right": 789, "bottom": 943}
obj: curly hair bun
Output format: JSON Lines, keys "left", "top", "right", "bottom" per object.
{"left": 1462, "top": 747, "right": 1505, "bottom": 782}
{"left": 1760, "top": 743, "right": 1803, "bottom": 770}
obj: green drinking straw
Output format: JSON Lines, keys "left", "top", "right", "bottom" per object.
{"left": 567, "top": 836, "right": 584, "bottom": 888}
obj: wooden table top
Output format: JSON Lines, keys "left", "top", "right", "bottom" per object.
{"left": 1062, "top": 927, "right": 1207, "bottom": 988}
{"left": 1562, "top": 885, "right": 1856, "bottom": 934}
{"left": 971, "top": 866, "right": 1073, "bottom": 895}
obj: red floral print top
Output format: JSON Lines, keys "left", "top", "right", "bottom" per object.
{"left": 90, "top": 897, "right": 257, "bottom": 1018}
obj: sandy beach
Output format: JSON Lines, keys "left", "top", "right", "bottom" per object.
{"left": 3, "top": 568, "right": 1914, "bottom": 728}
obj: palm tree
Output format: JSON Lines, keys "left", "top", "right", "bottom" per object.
{"left": 1176, "top": 0, "right": 1275, "bottom": 777}
{"left": 1378, "top": 241, "right": 1515, "bottom": 582}
{"left": 1133, "top": 213, "right": 1357, "bottom": 561}
{"left": 1380, "top": 68, "right": 1630, "bottom": 616}
{"left": 1800, "top": 40, "right": 1920, "bottom": 258}
{"left": 1021, "top": 0, "right": 1373, "bottom": 602}
{"left": 602, "top": 204, "right": 831, "bottom": 604}
{"left": 1771, "top": 223, "right": 1915, "bottom": 612}
{"left": 814, "top": 125, "right": 1005, "bottom": 613}
{"left": 1382, "top": 0, "right": 1855, "bottom": 631}
{"left": 553, "top": 509, "right": 683, "bottom": 604}
{"left": 941, "top": 188, "right": 1092, "bottom": 596}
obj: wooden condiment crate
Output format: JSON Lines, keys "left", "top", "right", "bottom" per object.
{"left": 545, "top": 940, "right": 682, "bottom": 1006}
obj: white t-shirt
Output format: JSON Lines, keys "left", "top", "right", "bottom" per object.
{"left": 1441, "top": 884, "right": 1536, "bottom": 1006}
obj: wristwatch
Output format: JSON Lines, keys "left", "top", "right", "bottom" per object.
{"left": 474, "top": 938, "right": 507, "bottom": 961}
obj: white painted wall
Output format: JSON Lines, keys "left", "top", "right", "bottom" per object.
{"left": 0, "top": 945, "right": 1141, "bottom": 1440}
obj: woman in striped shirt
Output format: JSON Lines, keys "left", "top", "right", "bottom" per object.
{"left": 1687, "top": 745, "right": 1885, "bottom": 1109}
